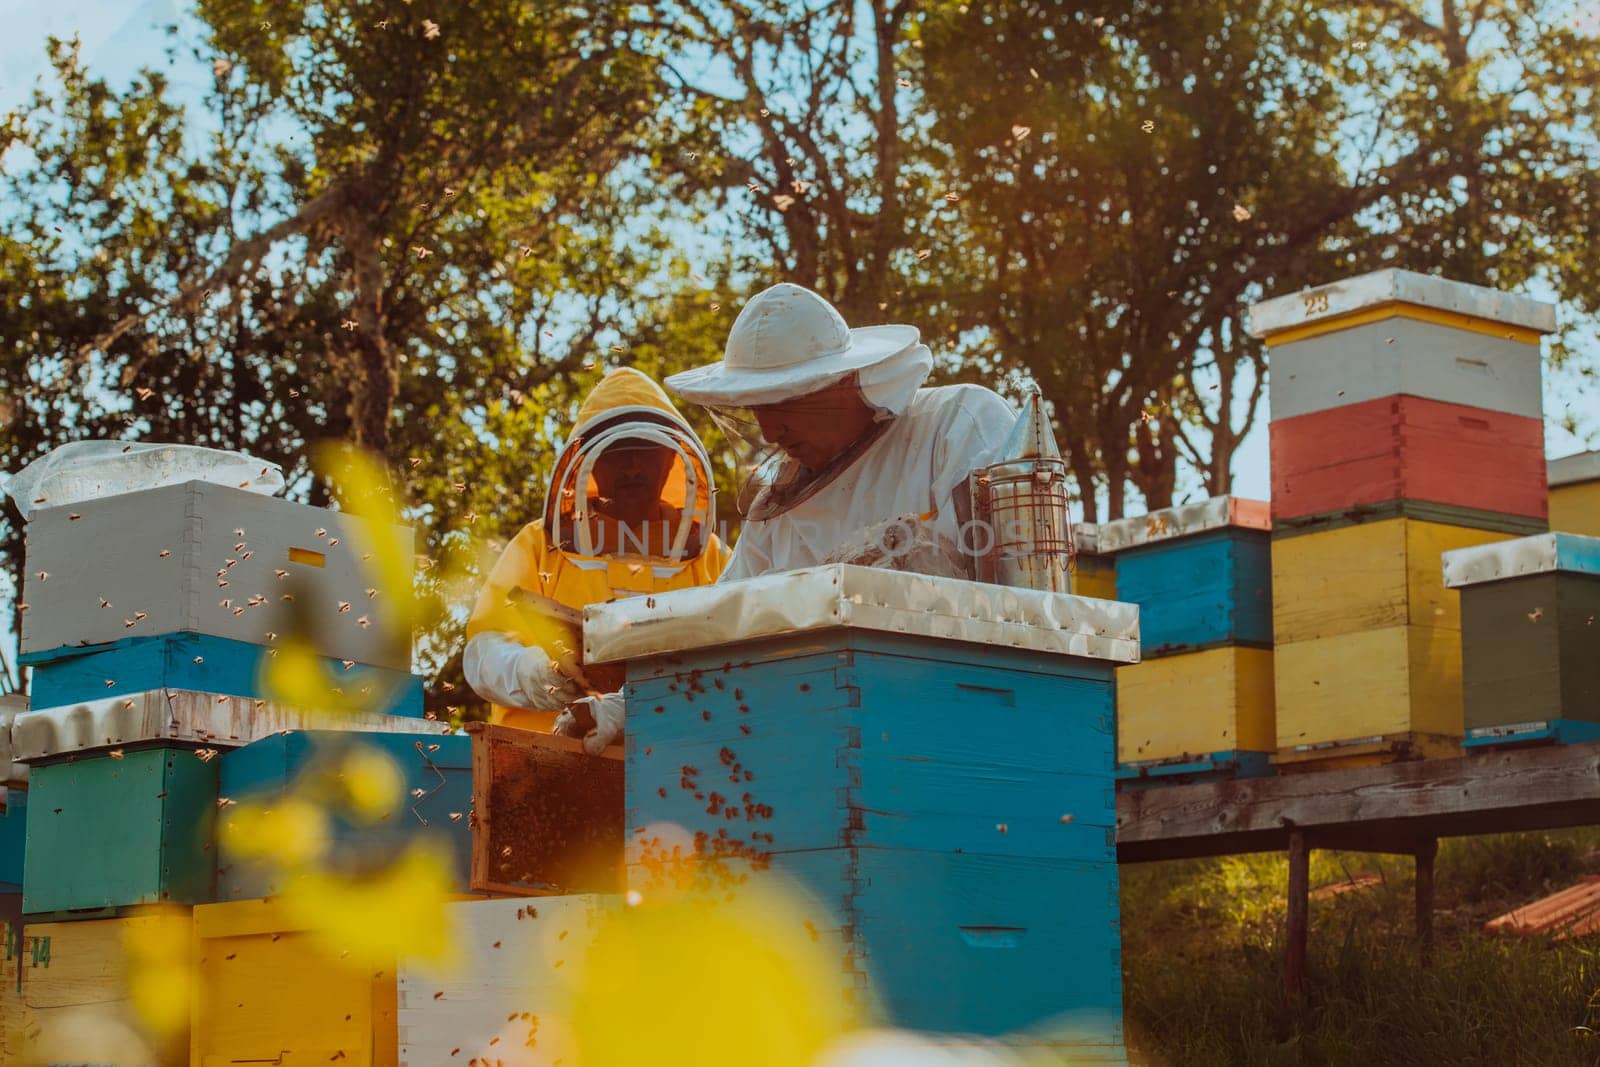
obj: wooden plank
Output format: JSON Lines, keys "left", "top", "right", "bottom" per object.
{"left": 1267, "top": 317, "right": 1543, "bottom": 421}
{"left": 1484, "top": 875, "right": 1600, "bottom": 937}
{"left": 1273, "top": 624, "right": 1464, "bottom": 749}
{"left": 1269, "top": 396, "right": 1547, "bottom": 524}
{"left": 1285, "top": 832, "right": 1309, "bottom": 998}
{"left": 1116, "top": 646, "right": 1274, "bottom": 764}
{"left": 467, "top": 723, "right": 623, "bottom": 896}
{"left": 1551, "top": 481, "right": 1600, "bottom": 538}
{"left": 1416, "top": 839, "right": 1437, "bottom": 966}
{"left": 1402, "top": 401, "right": 1549, "bottom": 521}
{"left": 1116, "top": 740, "right": 1600, "bottom": 862}
{"left": 395, "top": 894, "right": 616, "bottom": 1067}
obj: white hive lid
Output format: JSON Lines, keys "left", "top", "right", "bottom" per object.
{"left": 1095, "top": 496, "right": 1270, "bottom": 554}
{"left": 10, "top": 689, "right": 449, "bottom": 763}
{"left": 1245, "top": 268, "right": 1556, "bottom": 340}
{"left": 1549, "top": 450, "right": 1600, "bottom": 488}
{"left": 1442, "top": 533, "right": 1600, "bottom": 587}
{"left": 584, "top": 564, "right": 1140, "bottom": 665}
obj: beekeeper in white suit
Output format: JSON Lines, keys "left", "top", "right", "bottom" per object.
{"left": 666, "top": 283, "right": 1015, "bottom": 578}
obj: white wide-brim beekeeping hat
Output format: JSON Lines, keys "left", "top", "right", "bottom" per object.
{"left": 666, "top": 283, "right": 932, "bottom": 416}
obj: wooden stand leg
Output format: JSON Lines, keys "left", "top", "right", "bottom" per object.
{"left": 1415, "top": 838, "right": 1438, "bottom": 967}
{"left": 1286, "top": 830, "right": 1310, "bottom": 998}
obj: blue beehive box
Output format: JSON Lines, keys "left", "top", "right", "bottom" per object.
{"left": 216, "top": 729, "right": 473, "bottom": 900}
{"left": 1098, "top": 496, "right": 1273, "bottom": 655}
{"left": 1099, "top": 498, "right": 1276, "bottom": 783}
{"left": 587, "top": 565, "right": 1138, "bottom": 1057}
{"left": 22, "top": 632, "right": 424, "bottom": 717}
{"left": 0, "top": 787, "right": 25, "bottom": 892}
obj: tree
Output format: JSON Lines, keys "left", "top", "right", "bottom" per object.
{"left": 637, "top": 0, "right": 945, "bottom": 323}
{"left": 917, "top": 0, "right": 1600, "bottom": 517}
{"left": 0, "top": 1, "right": 679, "bottom": 700}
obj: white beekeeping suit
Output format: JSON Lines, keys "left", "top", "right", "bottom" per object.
{"left": 666, "top": 283, "right": 1015, "bottom": 578}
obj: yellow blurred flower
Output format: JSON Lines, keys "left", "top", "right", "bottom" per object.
{"left": 316, "top": 442, "right": 416, "bottom": 631}
{"left": 334, "top": 742, "right": 405, "bottom": 824}
{"left": 278, "top": 838, "right": 459, "bottom": 970}
{"left": 569, "top": 881, "right": 850, "bottom": 1067}
{"left": 219, "top": 795, "right": 330, "bottom": 867}
{"left": 257, "top": 635, "right": 390, "bottom": 716}
{"left": 121, "top": 906, "right": 196, "bottom": 1040}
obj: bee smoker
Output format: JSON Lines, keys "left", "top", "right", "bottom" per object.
{"left": 969, "top": 386, "right": 1076, "bottom": 592}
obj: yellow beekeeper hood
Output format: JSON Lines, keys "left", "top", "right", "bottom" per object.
{"left": 543, "top": 367, "right": 717, "bottom": 559}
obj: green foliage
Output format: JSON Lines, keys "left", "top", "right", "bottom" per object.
{"left": 1122, "top": 830, "right": 1600, "bottom": 1065}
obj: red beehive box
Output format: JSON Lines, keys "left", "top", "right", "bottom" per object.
{"left": 1269, "top": 394, "right": 1548, "bottom": 528}
{"left": 1249, "top": 269, "right": 1558, "bottom": 537}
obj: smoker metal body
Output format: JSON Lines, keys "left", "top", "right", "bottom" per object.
{"left": 970, "top": 388, "right": 1075, "bottom": 594}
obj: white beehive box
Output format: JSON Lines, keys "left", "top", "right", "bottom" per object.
{"left": 21, "top": 480, "right": 412, "bottom": 670}
{"left": 1, "top": 693, "right": 26, "bottom": 785}
{"left": 397, "top": 894, "right": 618, "bottom": 1066}
{"left": 1246, "top": 268, "right": 1552, "bottom": 422}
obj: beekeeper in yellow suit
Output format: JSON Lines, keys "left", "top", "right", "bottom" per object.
{"left": 464, "top": 368, "right": 729, "bottom": 751}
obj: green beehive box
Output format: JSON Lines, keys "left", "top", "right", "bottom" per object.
{"left": 1443, "top": 533, "right": 1600, "bottom": 743}
{"left": 23, "top": 745, "right": 217, "bottom": 915}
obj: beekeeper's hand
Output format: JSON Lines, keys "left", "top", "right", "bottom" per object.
{"left": 572, "top": 691, "right": 625, "bottom": 755}
{"left": 463, "top": 633, "right": 587, "bottom": 713}
{"left": 514, "top": 644, "right": 589, "bottom": 710}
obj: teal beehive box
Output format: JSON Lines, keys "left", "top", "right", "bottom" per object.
{"left": 587, "top": 564, "right": 1139, "bottom": 1058}
{"left": 0, "top": 787, "right": 25, "bottom": 891}
{"left": 24, "top": 744, "right": 217, "bottom": 914}
{"left": 10, "top": 689, "right": 451, "bottom": 914}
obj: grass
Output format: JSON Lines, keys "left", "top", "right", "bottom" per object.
{"left": 1121, "top": 828, "right": 1600, "bottom": 1065}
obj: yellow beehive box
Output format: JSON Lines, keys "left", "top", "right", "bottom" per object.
{"left": 1273, "top": 624, "right": 1465, "bottom": 756}
{"left": 1116, "top": 646, "right": 1275, "bottom": 765}
{"left": 1070, "top": 522, "right": 1117, "bottom": 600}
{"left": 1272, "top": 517, "right": 1509, "bottom": 644}
{"left": 192, "top": 898, "right": 398, "bottom": 1066}
{"left": 1, "top": 917, "right": 22, "bottom": 1064}
{"left": 1070, "top": 553, "right": 1117, "bottom": 600}
{"left": 1550, "top": 451, "right": 1600, "bottom": 537}
{"left": 12, "top": 909, "right": 191, "bottom": 1066}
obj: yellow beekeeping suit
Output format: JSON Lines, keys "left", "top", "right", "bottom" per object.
{"left": 467, "top": 368, "right": 730, "bottom": 729}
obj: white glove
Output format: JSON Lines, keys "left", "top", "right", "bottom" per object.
{"left": 463, "top": 632, "right": 586, "bottom": 712}
{"left": 571, "top": 691, "right": 625, "bottom": 755}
